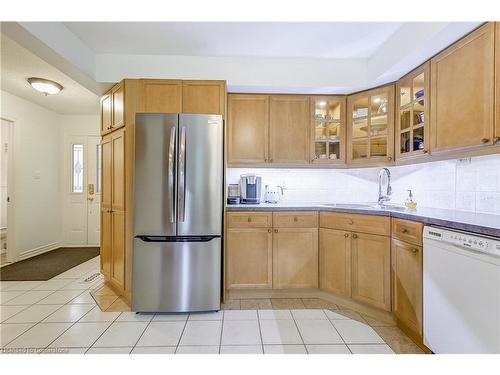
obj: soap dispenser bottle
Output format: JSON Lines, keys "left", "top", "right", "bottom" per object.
{"left": 405, "top": 190, "right": 417, "bottom": 210}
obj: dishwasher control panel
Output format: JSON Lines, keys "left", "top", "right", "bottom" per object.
{"left": 424, "top": 226, "right": 500, "bottom": 257}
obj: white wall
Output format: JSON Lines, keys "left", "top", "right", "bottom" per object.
{"left": 0, "top": 90, "right": 63, "bottom": 260}
{"left": 227, "top": 153, "right": 500, "bottom": 215}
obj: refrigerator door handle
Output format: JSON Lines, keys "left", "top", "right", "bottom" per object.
{"left": 178, "top": 126, "right": 186, "bottom": 222}
{"left": 168, "top": 125, "right": 176, "bottom": 223}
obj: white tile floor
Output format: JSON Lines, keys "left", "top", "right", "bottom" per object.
{"left": 0, "top": 256, "right": 395, "bottom": 354}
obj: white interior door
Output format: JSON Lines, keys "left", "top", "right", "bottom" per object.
{"left": 86, "top": 136, "right": 101, "bottom": 245}
{"left": 0, "top": 119, "right": 13, "bottom": 260}
{"left": 64, "top": 136, "right": 101, "bottom": 246}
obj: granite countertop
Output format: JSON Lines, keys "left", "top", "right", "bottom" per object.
{"left": 226, "top": 202, "right": 500, "bottom": 237}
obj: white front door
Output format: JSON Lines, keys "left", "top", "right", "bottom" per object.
{"left": 64, "top": 136, "right": 101, "bottom": 246}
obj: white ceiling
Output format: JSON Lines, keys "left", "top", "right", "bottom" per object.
{"left": 1, "top": 34, "right": 99, "bottom": 115}
{"left": 64, "top": 22, "right": 403, "bottom": 58}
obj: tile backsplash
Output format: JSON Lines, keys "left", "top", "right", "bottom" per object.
{"left": 227, "top": 154, "right": 500, "bottom": 215}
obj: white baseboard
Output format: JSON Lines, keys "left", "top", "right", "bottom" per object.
{"left": 18, "top": 241, "right": 62, "bottom": 261}
{"left": 62, "top": 244, "right": 100, "bottom": 248}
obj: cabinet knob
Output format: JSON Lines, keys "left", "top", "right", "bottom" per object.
{"left": 268, "top": 228, "right": 272, "bottom": 233}
{"left": 481, "top": 138, "right": 490, "bottom": 144}
{"left": 423, "top": 149, "right": 429, "bottom": 154}
{"left": 344, "top": 233, "right": 349, "bottom": 238}
{"left": 402, "top": 228, "right": 409, "bottom": 233}
{"left": 247, "top": 217, "right": 252, "bottom": 222}
{"left": 493, "top": 136, "right": 500, "bottom": 144}
{"left": 387, "top": 156, "right": 393, "bottom": 161}
{"left": 352, "top": 233, "right": 358, "bottom": 239}
{"left": 274, "top": 229, "right": 278, "bottom": 233}
{"left": 411, "top": 248, "right": 419, "bottom": 253}
{"left": 348, "top": 219, "right": 354, "bottom": 225}
{"left": 270, "top": 159, "right": 273, "bottom": 163}
{"left": 293, "top": 217, "right": 298, "bottom": 222}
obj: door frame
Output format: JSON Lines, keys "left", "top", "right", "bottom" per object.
{"left": 1, "top": 117, "right": 16, "bottom": 264}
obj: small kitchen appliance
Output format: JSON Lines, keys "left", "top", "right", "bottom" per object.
{"left": 265, "top": 185, "right": 280, "bottom": 203}
{"left": 239, "top": 174, "right": 262, "bottom": 204}
{"left": 227, "top": 184, "right": 240, "bottom": 205}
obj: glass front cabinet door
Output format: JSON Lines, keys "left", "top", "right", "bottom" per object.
{"left": 310, "top": 96, "right": 346, "bottom": 164}
{"left": 347, "top": 85, "right": 395, "bottom": 166}
{"left": 396, "top": 62, "right": 430, "bottom": 161}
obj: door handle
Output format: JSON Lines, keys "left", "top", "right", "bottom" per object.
{"left": 168, "top": 126, "right": 176, "bottom": 223}
{"left": 178, "top": 126, "right": 187, "bottom": 223}
{"left": 87, "top": 197, "right": 94, "bottom": 202}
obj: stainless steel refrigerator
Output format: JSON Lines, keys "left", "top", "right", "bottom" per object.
{"left": 132, "top": 113, "right": 223, "bottom": 312}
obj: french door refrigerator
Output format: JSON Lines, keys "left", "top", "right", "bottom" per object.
{"left": 132, "top": 113, "right": 223, "bottom": 312}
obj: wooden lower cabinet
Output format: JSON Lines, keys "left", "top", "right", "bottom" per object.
{"left": 391, "top": 238, "right": 423, "bottom": 337}
{"left": 273, "top": 228, "right": 318, "bottom": 289}
{"left": 100, "top": 210, "right": 112, "bottom": 278}
{"left": 351, "top": 232, "right": 391, "bottom": 311}
{"left": 111, "top": 211, "right": 126, "bottom": 289}
{"left": 226, "top": 228, "right": 273, "bottom": 289}
{"left": 319, "top": 228, "right": 351, "bottom": 296}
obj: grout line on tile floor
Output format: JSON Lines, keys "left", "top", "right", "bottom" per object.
{"left": 218, "top": 310, "right": 225, "bottom": 353}
{"left": 290, "top": 310, "right": 308, "bottom": 353}
{"left": 130, "top": 313, "right": 154, "bottom": 352}
{"left": 325, "top": 311, "right": 353, "bottom": 353}
{"left": 173, "top": 313, "right": 190, "bottom": 354}
{"left": 81, "top": 309, "right": 123, "bottom": 353}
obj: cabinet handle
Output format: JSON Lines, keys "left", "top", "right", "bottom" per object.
{"left": 344, "top": 233, "right": 349, "bottom": 238}
{"left": 387, "top": 156, "right": 393, "bottom": 161}
{"left": 481, "top": 138, "right": 490, "bottom": 144}
{"left": 493, "top": 136, "right": 500, "bottom": 144}
{"left": 247, "top": 217, "right": 252, "bottom": 222}
{"left": 411, "top": 248, "right": 419, "bottom": 253}
{"left": 293, "top": 217, "right": 298, "bottom": 222}
{"left": 352, "top": 233, "right": 358, "bottom": 239}
{"left": 274, "top": 229, "right": 278, "bottom": 233}
{"left": 268, "top": 228, "right": 272, "bottom": 233}
{"left": 401, "top": 228, "right": 409, "bottom": 233}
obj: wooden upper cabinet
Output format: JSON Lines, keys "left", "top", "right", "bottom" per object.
{"left": 347, "top": 85, "right": 395, "bottom": 166}
{"left": 310, "top": 96, "right": 346, "bottom": 165}
{"left": 391, "top": 238, "right": 423, "bottom": 337}
{"left": 111, "top": 83, "right": 124, "bottom": 129}
{"left": 142, "top": 79, "right": 182, "bottom": 113}
{"left": 273, "top": 227, "right": 318, "bottom": 289}
{"left": 430, "top": 23, "right": 495, "bottom": 153}
{"left": 100, "top": 92, "right": 112, "bottom": 134}
{"left": 227, "top": 94, "right": 269, "bottom": 165}
{"left": 319, "top": 228, "right": 351, "bottom": 297}
{"left": 351, "top": 232, "right": 391, "bottom": 311}
{"left": 269, "top": 95, "right": 310, "bottom": 164}
{"left": 495, "top": 22, "right": 500, "bottom": 144}
{"left": 111, "top": 130, "right": 125, "bottom": 211}
{"left": 101, "top": 136, "right": 112, "bottom": 210}
{"left": 396, "top": 63, "right": 430, "bottom": 162}
{"left": 182, "top": 80, "right": 226, "bottom": 115}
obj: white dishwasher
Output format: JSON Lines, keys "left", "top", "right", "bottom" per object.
{"left": 423, "top": 226, "right": 500, "bottom": 353}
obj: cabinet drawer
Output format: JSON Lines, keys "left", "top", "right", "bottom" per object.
{"left": 226, "top": 212, "right": 272, "bottom": 228}
{"left": 391, "top": 218, "right": 423, "bottom": 246}
{"left": 320, "top": 212, "right": 390, "bottom": 236}
{"left": 273, "top": 212, "right": 318, "bottom": 228}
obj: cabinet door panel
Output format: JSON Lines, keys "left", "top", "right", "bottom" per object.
{"left": 269, "top": 96, "right": 310, "bottom": 164}
{"left": 430, "top": 23, "right": 495, "bottom": 153}
{"left": 226, "top": 228, "right": 273, "bottom": 289}
{"left": 111, "top": 211, "right": 125, "bottom": 289}
{"left": 495, "top": 22, "right": 500, "bottom": 142}
{"left": 351, "top": 232, "right": 391, "bottom": 311}
{"left": 182, "top": 81, "right": 226, "bottom": 115}
{"left": 273, "top": 228, "right": 318, "bottom": 289}
{"left": 227, "top": 94, "right": 269, "bottom": 164}
{"left": 100, "top": 210, "right": 112, "bottom": 277}
{"left": 100, "top": 93, "right": 112, "bottom": 134}
{"left": 391, "top": 238, "right": 422, "bottom": 336}
{"left": 319, "top": 228, "right": 351, "bottom": 296}
{"left": 111, "top": 84, "right": 124, "bottom": 129}
{"left": 142, "top": 80, "right": 182, "bottom": 113}
{"left": 111, "top": 131, "right": 125, "bottom": 211}
{"left": 101, "top": 136, "right": 112, "bottom": 210}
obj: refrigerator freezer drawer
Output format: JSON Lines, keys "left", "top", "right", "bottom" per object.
{"left": 132, "top": 236, "right": 221, "bottom": 312}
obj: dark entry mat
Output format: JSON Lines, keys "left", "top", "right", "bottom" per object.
{"left": 0, "top": 247, "right": 100, "bottom": 281}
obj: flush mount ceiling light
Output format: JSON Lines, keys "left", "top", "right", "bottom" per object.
{"left": 27, "top": 77, "right": 63, "bottom": 96}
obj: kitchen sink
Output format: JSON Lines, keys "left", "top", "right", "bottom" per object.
{"left": 323, "top": 203, "right": 408, "bottom": 211}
